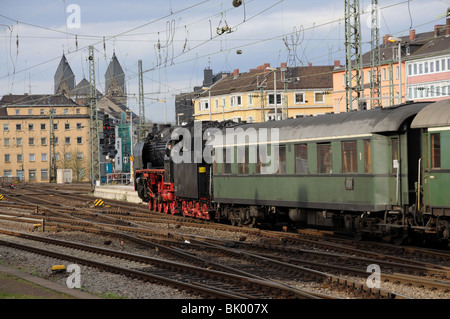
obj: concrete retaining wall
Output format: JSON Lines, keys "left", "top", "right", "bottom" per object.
{"left": 94, "top": 185, "right": 144, "bottom": 204}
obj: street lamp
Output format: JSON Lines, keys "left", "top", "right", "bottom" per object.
{"left": 388, "top": 36, "right": 402, "bottom": 104}
{"left": 126, "top": 109, "right": 134, "bottom": 186}
{"left": 266, "top": 67, "right": 279, "bottom": 120}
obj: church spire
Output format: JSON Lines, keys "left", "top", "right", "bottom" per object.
{"left": 105, "top": 52, "right": 127, "bottom": 108}
{"left": 54, "top": 54, "right": 75, "bottom": 95}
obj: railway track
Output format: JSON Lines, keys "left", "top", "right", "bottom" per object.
{"left": 0, "top": 184, "right": 449, "bottom": 299}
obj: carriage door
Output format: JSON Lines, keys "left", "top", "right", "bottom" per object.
{"left": 406, "top": 128, "right": 421, "bottom": 206}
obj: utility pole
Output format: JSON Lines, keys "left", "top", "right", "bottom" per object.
{"left": 138, "top": 60, "right": 145, "bottom": 143}
{"left": 370, "top": 0, "right": 381, "bottom": 108}
{"left": 257, "top": 73, "right": 268, "bottom": 122}
{"left": 344, "top": 0, "right": 363, "bottom": 111}
{"left": 49, "top": 102, "right": 56, "bottom": 183}
{"left": 89, "top": 46, "right": 101, "bottom": 191}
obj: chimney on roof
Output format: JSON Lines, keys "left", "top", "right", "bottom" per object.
{"left": 409, "top": 29, "right": 416, "bottom": 41}
{"left": 308, "top": 62, "right": 312, "bottom": 67}
{"left": 447, "top": 13, "right": 450, "bottom": 36}
{"left": 383, "top": 34, "right": 390, "bottom": 45}
{"left": 434, "top": 24, "right": 445, "bottom": 37}
{"left": 263, "top": 63, "right": 271, "bottom": 69}
{"left": 233, "top": 69, "right": 239, "bottom": 77}
{"left": 280, "top": 62, "right": 287, "bottom": 69}
{"left": 334, "top": 60, "right": 340, "bottom": 67}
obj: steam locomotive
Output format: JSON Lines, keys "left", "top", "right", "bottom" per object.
{"left": 134, "top": 100, "right": 450, "bottom": 244}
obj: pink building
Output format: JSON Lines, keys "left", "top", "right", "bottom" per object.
{"left": 332, "top": 17, "right": 450, "bottom": 112}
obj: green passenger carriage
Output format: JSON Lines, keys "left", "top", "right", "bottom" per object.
{"left": 212, "top": 102, "right": 446, "bottom": 243}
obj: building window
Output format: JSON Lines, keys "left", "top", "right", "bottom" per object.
{"left": 295, "top": 92, "right": 305, "bottom": 104}
{"left": 314, "top": 92, "right": 325, "bottom": 103}
{"left": 40, "top": 109, "right": 45, "bottom": 115}
{"left": 77, "top": 137, "right": 82, "bottom": 144}
{"left": 199, "top": 99, "right": 209, "bottom": 111}
{"left": 342, "top": 140, "right": 358, "bottom": 173}
{"left": 431, "top": 133, "right": 440, "bottom": 169}
{"left": 29, "top": 138, "right": 35, "bottom": 145}
{"left": 318, "top": 143, "right": 332, "bottom": 174}
{"left": 65, "top": 123, "right": 70, "bottom": 130}
{"left": 16, "top": 138, "right": 22, "bottom": 146}
{"left": 77, "top": 123, "right": 82, "bottom": 130}
{"left": 29, "top": 154, "right": 35, "bottom": 162}
{"left": 247, "top": 95, "right": 253, "bottom": 106}
{"left": 17, "top": 154, "right": 23, "bottom": 162}
{"left": 268, "top": 94, "right": 282, "bottom": 105}
{"left": 41, "top": 123, "right": 46, "bottom": 130}
{"left": 29, "top": 169, "right": 37, "bottom": 181}
{"left": 4, "top": 170, "right": 12, "bottom": 177}
{"left": 295, "top": 144, "right": 308, "bottom": 174}
{"left": 77, "top": 153, "right": 83, "bottom": 160}
{"left": 64, "top": 108, "right": 69, "bottom": 114}
{"left": 28, "top": 109, "right": 33, "bottom": 115}
{"left": 54, "top": 137, "right": 59, "bottom": 145}
{"left": 41, "top": 169, "right": 49, "bottom": 181}
{"left": 28, "top": 123, "right": 34, "bottom": 131}
{"left": 76, "top": 108, "right": 81, "bottom": 114}
{"left": 16, "top": 124, "right": 22, "bottom": 131}
{"left": 15, "top": 109, "right": 20, "bottom": 115}
{"left": 65, "top": 153, "right": 71, "bottom": 160}
{"left": 16, "top": 170, "right": 24, "bottom": 181}
{"left": 41, "top": 137, "right": 47, "bottom": 145}
{"left": 3, "top": 124, "right": 9, "bottom": 131}
{"left": 65, "top": 137, "right": 71, "bottom": 144}
{"left": 4, "top": 154, "right": 10, "bottom": 163}
{"left": 41, "top": 153, "right": 48, "bottom": 161}
{"left": 4, "top": 138, "right": 10, "bottom": 146}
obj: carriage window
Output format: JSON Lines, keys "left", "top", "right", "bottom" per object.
{"left": 223, "top": 148, "right": 232, "bottom": 174}
{"left": 212, "top": 149, "right": 218, "bottom": 175}
{"left": 295, "top": 144, "right": 308, "bottom": 174}
{"left": 238, "top": 146, "right": 249, "bottom": 174}
{"left": 363, "top": 140, "right": 372, "bottom": 173}
{"left": 431, "top": 133, "right": 441, "bottom": 169}
{"left": 275, "top": 145, "right": 286, "bottom": 174}
{"left": 318, "top": 143, "right": 332, "bottom": 174}
{"left": 342, "top": 140, "right": 357, "bottom": 173}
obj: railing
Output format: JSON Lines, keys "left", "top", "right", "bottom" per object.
{"left": 0, "top": 177, "right": 21, "bottom": 187}
{"left": 105, "top": 173, "right": 132, "bottom": 185}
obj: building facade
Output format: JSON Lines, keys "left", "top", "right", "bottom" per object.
{"left": 333, "top": 19, "right": 450, "bottom": 112}
{"left": 194, "top": 63, "right": 334, "bottom": 123}
{"left": 0, "top": 94, "right": 91, "bottom": 182}
{"left": 405, "top": 23, "right": 450, "bottom": 102}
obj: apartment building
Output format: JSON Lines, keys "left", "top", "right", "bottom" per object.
{"left": 0, "top": 94, "right": 91, "bottom": 182}
{"left": 194, "top": 63, "right": 334, "bottom": 123}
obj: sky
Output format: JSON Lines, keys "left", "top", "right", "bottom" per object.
{"left": 0, "top": 0, "right": 449, "bottom": 123}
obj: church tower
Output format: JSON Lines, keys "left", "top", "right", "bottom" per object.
{"left": 105, "top": 52, "right": 127, "bottom": 109}
{"left": 54, "top": 54, "right": 75, "bottom": 95}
